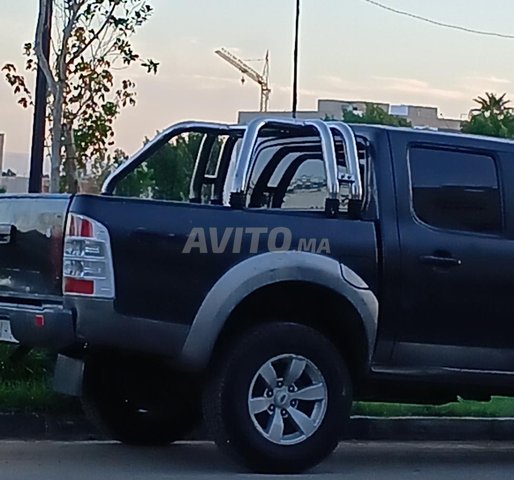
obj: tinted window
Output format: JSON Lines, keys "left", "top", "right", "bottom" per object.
{"left": 281, "top": 159, "right": 328, "bottom": 210}
{"left": 409, "top": 147, "right": 502, "bottom": 234}
{"left": 246, "top": 136, "right": 354, "bottom": 212}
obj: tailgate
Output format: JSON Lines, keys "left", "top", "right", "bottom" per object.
{"left": 0, "top": 195, "right": 71, "bottom": 301}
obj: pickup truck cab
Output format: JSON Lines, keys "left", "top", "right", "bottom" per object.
{"left": 1, "top": 117, "right": 513, "bottom": 473}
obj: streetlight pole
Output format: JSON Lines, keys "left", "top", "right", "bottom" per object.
{"left": 292, "top": 0, "right": 300, "bottom": 118}
{"left": 29, "top": 0, "right": 52, "bottom": 193}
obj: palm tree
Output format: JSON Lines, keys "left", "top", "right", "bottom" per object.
{"left": 471, "top": 92, "right": 511, "bottom": 117}
{"left": 463, "top": 92, "right": 514, "bottom": 139}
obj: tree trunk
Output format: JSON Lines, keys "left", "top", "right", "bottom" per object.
{"left": 63, "top": 121, "right": 78, "bottom": 193}
{"left": 49, "top": 85, "right": 64, "bottom": 193}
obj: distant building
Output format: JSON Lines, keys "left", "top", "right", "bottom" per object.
{"left": 0, "top": 133, "right": 53, "bottom": 193}
{"left": 0, "top": 175, "right": 29, "bottom": 193}
{"left": 0, "top": 134, "right": 24, "bottom": 193}
{"left": 239, "top": 98, "right": 462, "bottom": 132}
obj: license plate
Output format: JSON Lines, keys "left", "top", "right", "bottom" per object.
{"left": 0, "top": 320, "right": 18, "bottom": 344}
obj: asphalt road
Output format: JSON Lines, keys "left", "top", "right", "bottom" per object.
{"left": 1, "top": 440, "right": 514, "bottom": 479}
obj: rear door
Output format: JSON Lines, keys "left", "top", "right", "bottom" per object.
{"left": 390, "top": 131, "right": 514, "bottom": 371}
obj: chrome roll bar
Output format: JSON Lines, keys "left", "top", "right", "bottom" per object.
{"left": 189, "top": 134, "right": 217, "bottom": 202}
{"left": 306, "top": 119, "right": 340, "bottom": 201}
{"left": 101, "top": 117, "right": 364, "bottom": 214}
{"left": 230, "top": 118, "right": 341, "bottom": 208}
{"left": 102, "top": 121, "right": 246, "bottom": 195}
{"left": 328, "top": 122, "right": 363, "bottom": 201}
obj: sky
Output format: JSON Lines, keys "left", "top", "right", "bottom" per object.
{"left": 2, "top": 0, "right": 514, "bottom": 175}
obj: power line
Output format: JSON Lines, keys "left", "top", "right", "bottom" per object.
{"left": 360, "top": 0, "right": 514, "bottom": 39}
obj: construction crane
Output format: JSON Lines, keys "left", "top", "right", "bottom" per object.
{"left": 215, "top": 48, "right": 271, "bottom": 112}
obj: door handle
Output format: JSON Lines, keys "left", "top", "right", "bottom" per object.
{"left": 419, "top": 255, "right": 462, "bottom": 268}
{"left": 0, "top": 224, "right": 13, "bottom": 245}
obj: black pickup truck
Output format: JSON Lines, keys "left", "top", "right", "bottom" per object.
{"left": 1, "top": 117, "right": 513, "bottom": 473}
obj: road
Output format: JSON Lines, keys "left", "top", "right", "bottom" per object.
{"left": 1, "top": 440, "right": 514, "bottom": 479}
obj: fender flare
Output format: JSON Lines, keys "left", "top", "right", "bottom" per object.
{"left": 179, "top": 251, "right": 378, "bottom": 369}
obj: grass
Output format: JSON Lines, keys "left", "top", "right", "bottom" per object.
{"left": 0, "top": 379, "right": 70, "bottom": 412}
{"left": 0, "top": 344, "right": 50, "bottom": 382}
{"left": 0, "top": 344, "right": 78, "bottom": 413}
{"left": 353, "top": 398, "right": 514, "bottom": 418}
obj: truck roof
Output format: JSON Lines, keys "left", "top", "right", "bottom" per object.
{"left": 353, "top": 123, "right": 514, "bottom": 149}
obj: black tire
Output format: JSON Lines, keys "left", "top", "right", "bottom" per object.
{"left": 203, "top": 322, "right": 353, "bottom": 473}
{"left": 82, "top": 354, "right": 200, "bottom": 446}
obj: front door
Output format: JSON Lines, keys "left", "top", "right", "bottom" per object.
{"left": 392, "top": 138, "right": 514, "bottom": 371}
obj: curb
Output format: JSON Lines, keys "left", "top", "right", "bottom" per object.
{"left": 0, "top": 413, "right": 98, "bottom": 441}
{"left": 347, "top": 416, "right": 514, "bottom": 441}
{"left": 1, "top": 413, "right": 514, "bottom": 441}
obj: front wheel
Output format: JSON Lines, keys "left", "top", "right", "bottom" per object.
{"left": 203, "top": 322, "right": 353, "bottom": 473}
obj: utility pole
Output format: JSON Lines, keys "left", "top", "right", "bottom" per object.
{"left": 292, "top": 0, "right": 301, "bottom": 118}
{"left": 29, "top": 0, "right": 52, "bottom": 193}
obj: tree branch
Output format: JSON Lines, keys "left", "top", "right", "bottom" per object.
{"left": 58, "top": 0, "right": 80, "bottom": 82}
{"left": 70, "top": 3, "right": 116, "bottom": 62}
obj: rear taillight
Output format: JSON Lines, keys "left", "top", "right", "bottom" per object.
{"left": 63, "top": 213, "right": 115, "bottom": 298}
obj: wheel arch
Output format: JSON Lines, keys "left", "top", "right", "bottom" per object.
{"left": 179, "top": 251, "right": 378, "bottom": 375}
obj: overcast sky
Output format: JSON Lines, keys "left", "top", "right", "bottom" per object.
{"left": 1, "top": 0, "right": 514, "bottom": 175}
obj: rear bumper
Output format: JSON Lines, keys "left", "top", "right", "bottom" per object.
{"left": 0, "top": 302, "right": 75, "bottom": 350}
{"left": 67, "top": 296, "right": 190, "bottom": 357}
{"left": 2, "top": 296, "right": 190, "bottom": 361}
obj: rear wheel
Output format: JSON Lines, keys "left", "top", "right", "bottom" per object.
{"left": 203, "top": 322, "right": 353, "bottom": 473}
{"left": 82, "top": 355, "right": 200, "bottom": 446}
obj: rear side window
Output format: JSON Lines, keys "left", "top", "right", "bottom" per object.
{"left": 409, "top": 147, "right": 502, "bottom": 234}
{"left": 114, "top": 134, "right": 202, "bottom": 202}
{"left": 113, "top": 133, "right": 230, "bottom": 204}
{"left": 281, "top": 159, "right": 328, "bottom": 210}
{"left": 246, "top": 136, "right": 363, "bottom": 212}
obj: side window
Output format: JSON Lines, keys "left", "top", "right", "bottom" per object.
{"left": 409, "top": 147, "right": 502, "bottom": 234}
{"left": 281, "top": 159, "right": 327, "bottom": 210}
{"left": 114, "top": 134, "right": 202, "bottom": 202}
{"left": 246, "top": 137, "right": 355, "bottom": 212}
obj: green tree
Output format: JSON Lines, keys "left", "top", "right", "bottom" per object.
{"left": 2, "top": 0, "right": 159, "bottom": 193}
{"left": 113, "top": 161, "right": 154, "bottom": 198}
{"left": 461, "top": 92, "right": 514, "bottom": 139}
{"left": 149, "top": 134, "right": 203, "bottom": 201}
{"left": 340, "top": 104, "right": 412, "bottom": 127}
{"left": 112, "top": 133, "right": 203, "bottom": 200}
